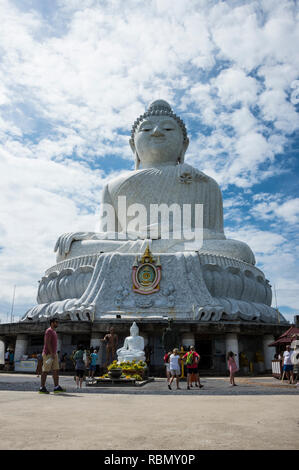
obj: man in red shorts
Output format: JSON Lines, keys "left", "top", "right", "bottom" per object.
{"left": 183, "top": 345, "right": 203, "bottom": 390}
{"left": 39, "top": 317, "right": 66, "bottom": 394}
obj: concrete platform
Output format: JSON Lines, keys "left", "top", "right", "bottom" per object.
{"left": 0, "top": 373, "right": 298, "bottom": 450}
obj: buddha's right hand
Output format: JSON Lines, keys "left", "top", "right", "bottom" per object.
{"left": 54, "top": 232, "right": 96, "bottom": 256}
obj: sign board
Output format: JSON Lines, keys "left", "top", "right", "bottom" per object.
{"left": 14, "top": 359, "right": 37, "bottom": 372}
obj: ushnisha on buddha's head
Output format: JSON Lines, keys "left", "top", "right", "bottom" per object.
{"left": 130, "top": 100, "right": 189, "bottom": 170}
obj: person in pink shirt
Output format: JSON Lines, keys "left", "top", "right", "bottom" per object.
{"left": 39, "top": 317, "right": 66, "bottom": 394}
{"left": 227, "top": 351, "right": 238, "bottom": 386}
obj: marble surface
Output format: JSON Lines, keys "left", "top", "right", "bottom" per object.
{"left": 22, "top": 251, "right": 286, "bottom": 323}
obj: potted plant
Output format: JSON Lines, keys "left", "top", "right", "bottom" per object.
{"left": 107, "top": 361, "right": 123, "bottom": 379}
{"left": 118, "top": 360, "right": 147, "bottom": 380}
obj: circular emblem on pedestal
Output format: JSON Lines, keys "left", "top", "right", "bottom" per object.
{"left": 132, "top": 244, "right": 161, "bottom": 295}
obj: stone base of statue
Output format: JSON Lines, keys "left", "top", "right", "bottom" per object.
{"left": 21, "top": 248, "right": 286, "bottom": 324}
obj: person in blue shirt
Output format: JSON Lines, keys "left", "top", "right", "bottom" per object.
{"left": 88, "top": 349, "right": 98, "bottom": 380}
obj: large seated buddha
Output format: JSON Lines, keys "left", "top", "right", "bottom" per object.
{"left": 54, "top": 100, "right": 254, "bottom": 265}
{"left": 22, "top": 100, "right": 287, "bottom": 324}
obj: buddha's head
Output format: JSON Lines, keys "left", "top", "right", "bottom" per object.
{"left": 130, "top": 322, "right": 139, "bottom": 337}
{"left": 130, "top": 100, "right": 189, "bottom": 170}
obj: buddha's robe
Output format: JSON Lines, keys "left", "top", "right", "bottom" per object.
{"left": 102, "top": 163, "right": 225, "bottom": 240}
{"left": 56, "top": 163, "right": 255, "bottom": 265}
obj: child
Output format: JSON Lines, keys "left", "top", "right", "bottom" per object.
{"left": 227, "top": 351, "right": 238, "bottom": 386}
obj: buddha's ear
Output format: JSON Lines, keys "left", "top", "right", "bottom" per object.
{"left": 130, "top": 138, "right": 140, "bottom": 170}
{"left": 129, "top": 138, "right": 135, "bottom": 154}
{"left": 178, "top": 137, "right": 189, "bottom": 164}
{"left": 135, "top": 155, "right": 140, "bottom": 170}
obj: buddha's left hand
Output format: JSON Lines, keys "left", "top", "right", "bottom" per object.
{"left": 54, "top": 232, "right": 97, "bottom": 256}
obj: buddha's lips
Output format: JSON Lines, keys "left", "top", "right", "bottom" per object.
{"left": 150, "top": 137, "right": 166, "bottom": 143}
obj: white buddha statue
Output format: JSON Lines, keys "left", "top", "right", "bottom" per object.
{"left": 22, "top": 99, "right": 287, "bottom": 324}
{"left": 117, "top": 322, "right": 145, "bottom": 362}
{"left": 54, "top": 100, "right": 255, "bottom": 265}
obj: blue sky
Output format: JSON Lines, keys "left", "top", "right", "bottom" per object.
{"left": 0, "top": 0, "right": 298, "bottom": 323}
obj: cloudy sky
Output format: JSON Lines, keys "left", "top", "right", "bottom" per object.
{"left": 0, "top": 0, "right": 298, "bottom": 323}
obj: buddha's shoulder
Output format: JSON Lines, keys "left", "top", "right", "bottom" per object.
{"left": 179, "top": 163, "right": 220, "bottom": 187}
{"left": 105, "top": 170, "right": 137, "bottom": 194}
{"left": 106, "top": 168, "right": 167, "bottom": 195}
{"left": 105, "top": 164, "right": 221, "bottom": 196}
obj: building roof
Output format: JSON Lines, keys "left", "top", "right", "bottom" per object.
{"left": 268, "top": 326, "right": 299, "bottom": 347}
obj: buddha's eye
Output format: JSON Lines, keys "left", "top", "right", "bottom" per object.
{"left": 163, "top": 127, "right": 174, "bottom": 131}
{"left": 140, "top": 128, "right": 152, "bottom": 132}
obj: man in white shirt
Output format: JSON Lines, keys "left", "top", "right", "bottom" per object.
{"left": 168, "top": 348, "right": 181, "bottom": 390}
{"left": 281, "top": 345, "right": 294, "bottom": 384}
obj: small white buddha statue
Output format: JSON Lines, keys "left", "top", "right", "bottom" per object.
{"left": 117, "top": 322, "right": 145, "bottom": 363}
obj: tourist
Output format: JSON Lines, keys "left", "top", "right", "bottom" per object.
{"left": 163, "top": 350, "right": 172, "bottom": 385}
{"left": 168, "top": 348, "right": 181, "bottom": 390}
{"left": 281, "top": 345, "right": 294, "bottom": 384}
{"left": 84, "top": 349, "right": 91, "bottom": 376}
{"left": 278, "top": 350, "right": 284, "bottom": 379}
{"left": 183, "top": 346, "right": 203, "bottom": 390}
{"left": 8, "top": 349, "right": 14, "bottom": 370}
{"left": 35, "top": 352, "right": 43, "bottom": 377}
{"left": 88, "top": 349, "right": 98, "bottom": 380}
{"left": 39, "top": 317, "right": 66, "bottom": 394}
{"left": 74, "top": 345, "right": 86, "bottom": 390}
{"left": 70, "top": 348, "right": 77, "bottom": 369}
{"left": 292, "top": 352, "right": 299, "bottom": 385}
{"left": 227, "top": 351, "right": 238, "bottom": 386}
{"left": 5, "top": 349, "right": 10, "bottom": 371}
{"left": 291, "top": 334, "right": 299, "bottom": 385}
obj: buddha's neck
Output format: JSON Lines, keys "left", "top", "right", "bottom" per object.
{"left": 140, "top": 161, "right": 179, "bottom": 169}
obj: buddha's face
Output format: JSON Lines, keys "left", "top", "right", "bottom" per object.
{"left": 130, "top": 323, "right": 139, "bottom": 337}
{"left": 132, "top": 115, "right": 188, "bottom": 168}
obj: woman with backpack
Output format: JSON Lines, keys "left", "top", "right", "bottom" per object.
{"left": 183, "top": 346, "right": 203, "bottom": 390}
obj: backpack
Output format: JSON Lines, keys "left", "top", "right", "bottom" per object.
{"left": 186, "top": 352, "right": 194, "bottom": 365}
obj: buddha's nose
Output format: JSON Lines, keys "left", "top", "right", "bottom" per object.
{"left": 151, "top": 126, "right": 164, "bottom": 137}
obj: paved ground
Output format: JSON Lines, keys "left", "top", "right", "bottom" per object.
{"left": 0, "top": 373, "right": 298, "bottom": 450}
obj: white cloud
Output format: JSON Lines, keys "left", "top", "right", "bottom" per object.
{"left": 225, "top": 225, "right": 299, "bottom": 311}
{"left": 225, "top": 227, "right": 286, "bottom": 255}
{"left": 213, "top": 68, "right": 260, "bottom": 107}
{"left": 251, "top": 195, "right": 299, "bottom": 224}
